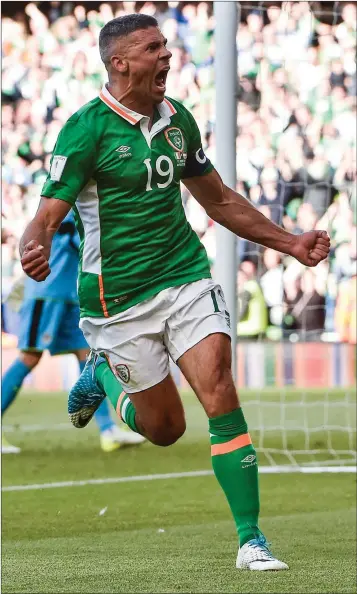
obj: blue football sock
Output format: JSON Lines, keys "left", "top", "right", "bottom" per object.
{"left": 2, "top": 359, "right": 32, "bottom": 414}
{"left": 78, "top": 359, "right": 114, "bottom": 433}
{"left": 93, "top": 399, "right": 116, "bottom": 433}
{"left": 78, "top": 360, "right": 87, "bottom": 374}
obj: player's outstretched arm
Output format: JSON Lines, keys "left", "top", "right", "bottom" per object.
{"left": 20, "top": 197, "right": 71, "bottom": 282}
{"left": 183, "top": 169, "right": 330, "bottom": 267}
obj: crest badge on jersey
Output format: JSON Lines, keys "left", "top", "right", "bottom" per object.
{"left": 115, "top": 364, "right": 130, "bottom": 384}
{"left": 164, "top": 127, "right": 187, "bottom": 167}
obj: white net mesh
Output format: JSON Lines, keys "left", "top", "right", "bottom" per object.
{"left": 231, "top": 1, "right": 356, "bottom": 468}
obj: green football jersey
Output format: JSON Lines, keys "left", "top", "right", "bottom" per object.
{"left": 41, "top": 85, "right": 214, "bottom": 318}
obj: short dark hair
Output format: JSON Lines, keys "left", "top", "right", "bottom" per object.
{"left": 99, "top": 14, "right": 158, "bottom": 66}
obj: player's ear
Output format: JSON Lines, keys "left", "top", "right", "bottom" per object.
{"left": 111, "top": 55, "right": 128, "bottom": 74}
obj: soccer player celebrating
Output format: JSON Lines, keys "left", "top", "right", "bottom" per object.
{"left": 20, "top": 15, "right": 330, "bottom": 570}
{"left": 2, "top": 212, "right": 144, "bottom": 453}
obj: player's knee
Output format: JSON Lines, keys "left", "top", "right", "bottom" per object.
{"left": 148, "top": 416, "right": 186, "bottom": 447}
{"left": 19, "top": 351, "right": 42, "bottom": 370}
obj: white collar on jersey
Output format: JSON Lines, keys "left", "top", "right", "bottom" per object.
{"left": 99, "top": 84, "right": 177, "bottom": 125}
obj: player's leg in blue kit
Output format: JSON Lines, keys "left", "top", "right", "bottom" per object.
{"left": 1, "top": 299, "right": 46, "bottom": 452}
{"left": 2, "top": 299, "right": 117, "bottom": 451}
{"left": 1, "top": 358, "right": 33, "bottom": 414}
{"left": 1, "top": 350, "right": 42, "bottom": 454}
{"left": 2, "top": 299, "right": 45, "bottom": 418}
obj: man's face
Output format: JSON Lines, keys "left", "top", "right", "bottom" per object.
{"left": 112, "top": 27, "right": 172, "bottom": 104}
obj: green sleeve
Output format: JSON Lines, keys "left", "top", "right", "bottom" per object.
{"left": 41, "top": 120, "right": 96, "bottom": 206}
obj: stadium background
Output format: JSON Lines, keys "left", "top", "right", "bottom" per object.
{"left": 1, "top": 3, "right": 356, "bottom": 594}
{"left": 2, "top": 0, "right": 356, "bottom": 392}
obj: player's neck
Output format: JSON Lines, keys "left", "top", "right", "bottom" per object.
{"left": 107, "top": 83, "right": 154, "bottom": 120}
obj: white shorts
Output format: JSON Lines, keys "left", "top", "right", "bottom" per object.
{"left": 80, "top": 278, "right": 231, "bottom": 393}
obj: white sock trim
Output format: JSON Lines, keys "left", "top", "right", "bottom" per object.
{"left": 121, "top": 397, "right": 130, "bottom": 424}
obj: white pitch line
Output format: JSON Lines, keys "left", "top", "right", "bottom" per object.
{"left": 5, "top": 421, "right": 356, "bottom": 433}
{"left": 2, "top": 422, "right": 72, "bottom": 433}
{"left": 2, "top": 466, "right": 356, "bottom": 493}
{"left": 2, "top": 470, "right": 213, "bottom": 492}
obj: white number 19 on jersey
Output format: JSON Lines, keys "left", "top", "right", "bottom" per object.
{"left": 144, "top": 156, "right": 174, "bottom": 191}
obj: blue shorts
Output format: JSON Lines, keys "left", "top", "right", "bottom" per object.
{"left": 18, "top": 299, "right": 88, "bottom": 355}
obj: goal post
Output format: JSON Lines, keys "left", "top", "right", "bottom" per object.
{"left": 213, "top": 0, "right": 239, "bottom": 382}
{"left": 213, "top": 0, "right": 356, "bottom": 470}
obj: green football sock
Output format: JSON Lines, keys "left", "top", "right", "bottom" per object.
{"left": 95, "top": 361, "right": 140, "bottom": 434}
{"left": 209, "top": 407, "right": 260, "bottom": 547}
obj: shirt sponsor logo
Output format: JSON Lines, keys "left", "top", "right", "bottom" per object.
{"left": 50, "top": 156, "right": 67, "bottom": 181}
{"left": 115, "top": 364, "right": 130, "bottom": 384}
{"left": 116, "top": 145, "right": 132, "bottom": 159}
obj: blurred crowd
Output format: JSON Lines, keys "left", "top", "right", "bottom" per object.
{"left": 2, "top": 1, "right": 356, "bottom": 343}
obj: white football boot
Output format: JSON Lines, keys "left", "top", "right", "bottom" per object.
{"left": 100, "top": 425, "right": 146, "bottom": 452}
{"left": 236, "top": 535, "right": 289, "bottom": 571}
{"left": 1, "top": 436, "right": 21, "bottom": 454}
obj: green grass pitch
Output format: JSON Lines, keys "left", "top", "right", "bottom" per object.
{"left": 2, "top": 388, "right": 356, "bottom": 593}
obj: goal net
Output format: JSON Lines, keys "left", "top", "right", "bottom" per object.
{"left": 232, "top": 1, "right": 356, "bottom": 469}
{"left": 184, "top": 0, "right": 356, "bottom": 470}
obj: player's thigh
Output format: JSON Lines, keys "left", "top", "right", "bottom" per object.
{"left": 178, "top": 332, "right": 239, "bottom": 417}
{"left": 50, "top": 302, "right": 88, "bottom": 356}
{"left": 18, "top": 298, "right": 63, "bottom": 354}
{"left": 165, "top": 279, "right": 239, "bottom": 417}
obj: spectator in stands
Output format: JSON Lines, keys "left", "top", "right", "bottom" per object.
{"left": 334, "top": 223, "right": 357, "bottom": 344}
{"left": 283, "top": 268, "right": 326, "bottom": 341}
{"left": 335, "top": 266, "right": 357, "bottom": 344}
{"left": 260, "top": 249, "right": 284, "bottom": 338}
{"left": 258, "top": 167, "right": 283, "bottom": 225}
{"left": 237, "top": 262, "right": 268, "bottom": 340}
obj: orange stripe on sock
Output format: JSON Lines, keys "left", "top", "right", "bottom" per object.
{"left": 116, "top": 392, "right": 126, "bottom": 420}
{"left": 211, "top": 433, "right": 252, "bottom": 456}
{"left": 98, "top": 275, "right": 109, "bottom": 318}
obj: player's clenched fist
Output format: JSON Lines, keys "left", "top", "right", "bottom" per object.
{"left": 290, "top": 230, "right": 330, "bottom": 267}
{"left": 21, "top": 240, "right": 51, "bottom": 282}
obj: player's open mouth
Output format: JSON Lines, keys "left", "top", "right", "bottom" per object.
{"left": 154, "top": 67, "right": 169, "bottom": 91}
